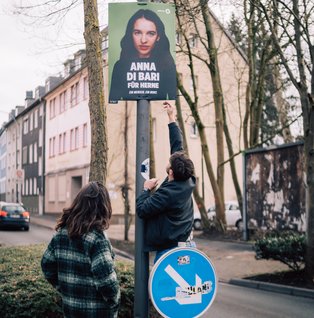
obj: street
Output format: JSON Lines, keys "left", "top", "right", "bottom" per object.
{"left": 0, "top": 223, "right": 54, "bottom": 246}
{"left": 1, "top": 224, "right": 314, "bottom": 317}
{"left": 206, "top": 283, "right": 314, "bottom": 318}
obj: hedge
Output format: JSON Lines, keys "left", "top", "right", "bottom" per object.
{"left": 0, "top": 244, "right": 139, "bottom": 318}
{"left": 254, "top": 230, "right": 306, "bottom": 271}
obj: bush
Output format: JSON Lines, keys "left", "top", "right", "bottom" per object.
{"left": 254, "top": 231, "right": 306, "bottom": 271}
{"left": 0, "top": 244, "right": 135, "bottom": 318}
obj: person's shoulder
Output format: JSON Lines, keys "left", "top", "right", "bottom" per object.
{"left": 84, "top": 229, "right": 105, "bottom": 244}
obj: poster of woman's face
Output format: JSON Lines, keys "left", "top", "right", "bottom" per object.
{"left": 108, "top": 3, "right": 176, "bottom": 103}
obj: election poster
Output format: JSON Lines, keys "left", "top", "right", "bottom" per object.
{"left": 108, "top": 2, "right": 176, "bottom": 103}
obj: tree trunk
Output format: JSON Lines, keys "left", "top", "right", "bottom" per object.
{"left": 175, "top": 90, "right": 212, "bottom": 230}
{"left": 200, "top": 0, "right": 225, "bottom": 207}
{"left": 83, "top": 0, "right": 107, "bottom": 184}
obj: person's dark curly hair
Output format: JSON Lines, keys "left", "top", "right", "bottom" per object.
{"left": 56, "top": 181, "right": 112, "bottom": 238}
{"left": 169, "top": 151, "right": 194, "bottom": 181}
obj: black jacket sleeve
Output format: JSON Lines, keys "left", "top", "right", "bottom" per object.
{"left": 168, "top": 122, "right": 184, "bottom": 154}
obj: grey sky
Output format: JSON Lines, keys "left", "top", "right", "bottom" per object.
{"left": 0, "top": 0, "right": 232, "bottom": 126}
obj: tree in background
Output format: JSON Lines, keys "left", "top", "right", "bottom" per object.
{"left": 83, "top": 0, "right": 108, "bottom": 184}
{"left": 175, "top": 0, "right": 249, "bottom": 230}
{"left": 254, "top": 0, "right": 314, "bottom": 284}
{"left": 228, "top": 9, "right": 294, "bottom": 147}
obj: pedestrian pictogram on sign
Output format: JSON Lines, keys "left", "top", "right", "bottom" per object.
{"left": 149, "top": 247, "right": 217, "bottom": 318}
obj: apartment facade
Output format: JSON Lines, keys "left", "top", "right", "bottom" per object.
{"left": 44, "top": 52, "right": 90, "bottom": 214}
{"left": 20, "top": 88, "right": 46, "bottom": 214}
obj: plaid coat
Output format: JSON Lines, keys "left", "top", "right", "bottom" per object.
{"left": 41, "top": 228, "right": 120, "bottom": 318}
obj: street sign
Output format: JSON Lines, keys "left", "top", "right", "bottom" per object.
{"left": 149, "top": 248, "right": 217, "bottom": 318}
{"left": 15, "top": 169, "right": 24, "bottom": 184}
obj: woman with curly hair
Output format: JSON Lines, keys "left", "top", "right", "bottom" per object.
{"left": 41, "top": 181, "right": 120, "bottom": 318}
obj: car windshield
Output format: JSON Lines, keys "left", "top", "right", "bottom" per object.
{"left": 2, "top": 205, "right": 25, "bottom": 213}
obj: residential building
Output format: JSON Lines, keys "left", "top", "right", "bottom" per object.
{"left": 44, "top": 50, "right": 90, "bottom": 214}
{"left": 21, "top": 87, "right": 46, "bottom": 214}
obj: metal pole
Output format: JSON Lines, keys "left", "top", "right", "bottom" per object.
{"left": 134, "top": 99, "right": 150, "bottom": 317}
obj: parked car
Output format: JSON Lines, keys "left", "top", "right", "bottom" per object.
{"left": 0, "top": 202, "right": 30, "bottom": 231}
{"left": 193, "top": 201, "right": 242, "bottom": 230}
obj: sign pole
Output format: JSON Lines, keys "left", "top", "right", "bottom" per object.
{"left": 134, "top": 99, "right": 150, "bottom": 317}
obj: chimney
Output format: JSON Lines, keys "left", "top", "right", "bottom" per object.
{"left": 35, "top": 86, "right": 45, "bottom": 99}
{"left": 16, "top": 106, "right": 25, "bottom": 115}
{"left": 64, "top": 59, "right": 75, "bottom": 77}
{"left": 25, "top": 91, "right": 35, "bottom": 107}
{"left": 73, "top": 50, "right": 86, "bottom": 71}
{"left": 45, "top": 76, "right": 62, "bottom": 93}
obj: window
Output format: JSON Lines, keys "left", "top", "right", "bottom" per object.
{"left": 49, "top": 137, "right": 56, "bottom": 157}
{"left": 49, "top": 98, "right": 56, "bottom": 119}
{"left": 48, "top": 176, "right": 55, "bottom": 202}
{"left": 75, "top": 127, "right": 79, "bottom": 149}
{"left": 83, "top": 77, "right": 88, "bottom": 100}
{"left": 70, "top": 129, "right": 74, "bottom": 151}
{"left": 190, "top": 121, "right": 199, "bottom": 138}
{"left": 70, "top": 128, "right": 79, "bottom": 150}
{"left": 39, "top": 129, "right": 43, "bottom": 147}
{"left": 38, "top": 156, "right": 42, "bottom": 175}
{"left": 29, "top": 113, "right": 33, "bottom": 131}
{"left": 176, "top": 32, "right": 182, "bottom": 45}
{"left": 34, "top": 142, "right": 37, "bottom": 162}
{"left": 22, "top": 146, "right": 27, "bottom": 164}
{"left": 34, "top": 177, "right": 37, "bottom": 195}
{"left": 60, "top": 91, "right": 66, "bottom": 113}
{"left": 29, "top": 178, "right": 33, "bottom": 195}
{"left": 83, "top": 123, "right": 88, "bottom": 147}
{"left": 58, "top": 175, "right": 66, "bottom": 202}
{"left": 16, "top": 150, "right": 20, "bottom": 166}
{"left": 71, "top": 82, "right": 79, "bottom": 106}
{"left": 25, "top": 179, "right": 28, "bottom": 196}
{"left": 29, "top": 144, "right": 33, "bottom": 164}
{"left": 63, "top": 132, "right": 67, "bottom": 153}
{"left": 34, "top": 109, "right": 38, "bottom": 128}
{"left": 52, "top": 137, "right": 56, "bottom": 156}
{"left": 23, "top": 119, "right": 28, "bottom": 135}
{"left": 189, "top": 34, "right": 198, "bottom": 48}
{"left": 59, "top": 134, "right": 63, "bottom": 154}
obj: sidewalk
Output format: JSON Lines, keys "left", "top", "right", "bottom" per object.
{"left": 30, "top": 214, "right": 314, "bottom": 299}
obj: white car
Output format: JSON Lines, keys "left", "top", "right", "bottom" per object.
{"left": 193, "top": 201, "right": 242, "bottom": 230}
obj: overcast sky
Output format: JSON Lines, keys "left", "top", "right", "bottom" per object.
{"left": 0, "top": 0, "right": 233, "bottom": 126}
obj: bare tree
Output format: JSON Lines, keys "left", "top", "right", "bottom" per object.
{"left": 83, "top": 0, "right": 107, "bottom": 183}
{"left": 256, "top": 0, "right": 314, "bottom": 283}
{"left": 175, "top": 0, "right": 248, "bottom": 229}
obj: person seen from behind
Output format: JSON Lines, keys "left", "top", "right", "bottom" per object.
{"left": 136, "top": 102, "right": 196, "bottom": 263}
{"left": 41, "top": 181, "right": 120, "bottom": 318}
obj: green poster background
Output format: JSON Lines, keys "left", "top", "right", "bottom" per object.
{"left": 108, "top": 2, "right": 176, "bottom": 101}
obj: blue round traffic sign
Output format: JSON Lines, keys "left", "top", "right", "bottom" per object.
{"left": 149, "top": 248, "right": 217, "bottom": 318}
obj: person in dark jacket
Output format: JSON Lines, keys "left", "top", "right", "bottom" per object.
{"left": 136, "top": 102, "right": 196, "bottom": 262}
{"left": 41, "top": 181, "right": 120, "bottom": 318}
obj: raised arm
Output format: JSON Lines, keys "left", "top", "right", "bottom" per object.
{"left": 163, "top": 102, "right": 184, "bottom": 154}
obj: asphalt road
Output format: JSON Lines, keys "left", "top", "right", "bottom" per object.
{"left": 204, "top": 283, "right": 314, "bottom": 318}
{"left": 0, "top": 223, "right": 54, "bottom": 246}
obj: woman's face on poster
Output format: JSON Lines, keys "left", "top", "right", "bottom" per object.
{"left": 132, "top": 17, "right": 160, "bottom": 58}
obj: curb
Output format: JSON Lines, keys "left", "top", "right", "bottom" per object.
{"left": 229, "top": 278, "right": 314, "bottom": 299}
